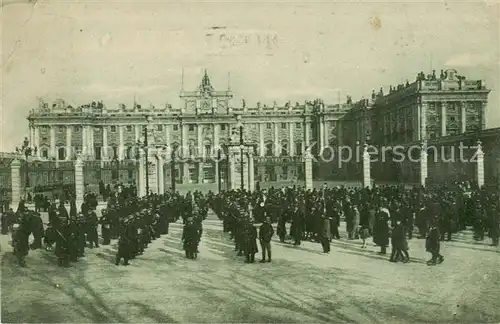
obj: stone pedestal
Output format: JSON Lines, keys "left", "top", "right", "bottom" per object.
{"left": 476, "top": 140, "right": 485, "bottom": 188}
{"left": 420, "top": 141, "right": 428, "bottom": 187}
{"left": 10, "top": 159, "right": 21, "bottom": 209}
{"left": 228, "top": 145, "right": 252, "bottom": 190}
{"left": 304, "top": 151, "right": 313, "bottom": 190}
{"left": 362, "top": 144, "right": 371, "bottom": 188}
{"left": 74, "top": 157, "right": 84, "bottom": 209}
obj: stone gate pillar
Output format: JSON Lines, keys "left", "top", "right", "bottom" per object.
{"left": 138, "top": 150, "right": 146, "bottom": 197}
{"left": 248, "top": 152, "right": 255, "bottom": 192}
{"left": 74, "top": 157, "right": 84, "bottom": 209}
{"left": 10, "top": 159, "right": 21, "bottom": 209}
{"left": 158, "top": 155, "right": 164, "bottom": 194}
{"left": 362, "top": 144, "right": 372, "bottom": 188}
{"left": 476, "top": 140, "right": 485, "bottom": 188}
{"left": 420, "top": 141, "right": 428, "bottom": 187}
{"left": 304, "top": 150, "right": 313, "bottom": 190}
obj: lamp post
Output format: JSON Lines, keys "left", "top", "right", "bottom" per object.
{"left": 19, "top": 137, "right": 34, "bottom": 199}
{"left": 137, "top": 124, "right": 150, "bottom": 196}
{"left": 237, "top": 116, "right": 244, "bottom": 190}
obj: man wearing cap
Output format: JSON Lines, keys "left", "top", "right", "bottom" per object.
{"left": 243, "top": 218, "right": 258, "bottom": 263}
{"left": 426, "top": 217, "right": 444, "bottom": 265}
{"left": 100, "top": 209, "right": 111, "bottom": 245}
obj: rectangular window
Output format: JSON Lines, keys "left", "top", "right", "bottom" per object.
{"left": 296, "top": 142, "right": 302, "bottom": 155}
{"left": 126, "top": 125, "right": 132, "bottom": 132}
{"left": 157, "top": 125, "right": 163, "bottom": 132}
{"left": 94, "top": 146, "right": 102, "bottom": 160}
{"left": 281, "top": 123, "right": 287, "bottom": 129}
{"left": 266, "top": 123, "right": 272, "bottom": 129}
{"left": 220, "top": 124, "right": 226, "bottom": 131}
{"left": 110, "top": 126, "right": 117, "bottom": 133}
{"left": 128, "top": 170, "right": 134, "bottom": 179}
{"left": 173, "top": 125, "right": 179, "bottom": 131}
{"left": 189, "top": 125, "right": 194, "bottom": 131}
{"left": 112, "top": 146, "right": 118, "bottom": 159}
{"left": 296, "top": 122, "right": 302, "bottom": 128}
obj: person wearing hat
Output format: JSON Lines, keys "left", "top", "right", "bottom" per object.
{"left": 426, "top": 217, "right": 444, "bottom": 265}
{"left": 44, "top": 222, "right": 56, "bottom": 251}
{"left": 259, "top": 216, "right": 274, "bottom": 263}
{"left": 100, "top": 209, "right": 111, "bottom": 246}
{"left": 243, "top": 217, "right": 258, "bottom": 263}
{"left": 373, "top": 205, "right": 390, "bottom": 255}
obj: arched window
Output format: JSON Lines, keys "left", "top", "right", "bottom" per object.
{"left": 126, "top": 146, "right": 133, "bottom": 159}
{"left": 295, "top": 141, "right": 303, "bottom": 155}
{"left": 58, "top": 147, "right": 66, "bottom": 160}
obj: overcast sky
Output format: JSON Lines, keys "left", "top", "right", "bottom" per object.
{"left": 1, "top": 0, "right": 498, "bottom": 151}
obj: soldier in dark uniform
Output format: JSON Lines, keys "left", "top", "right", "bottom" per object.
{"left": 75, "top": 212, "right": 86, "bottom": 258}
{"left": 426, "top": 218, "right": 444, "bottom": 265}
{"left": 30, "top": 212, "right": 44, "bottom": 250}
{"left": 390, "top": 219, "right": 409, "bottom": 263}
{"left": 373, "top": 206, "right": 390, "bottom": 255}
{"left": 68, "top": 215, "right": 79, "bottom": 263}
{"left": 86, "top": 209, "right": 99, "bottom": 248}
{"left": 100, "top": 209, "right": 111, "bottom": 245}
{"left": 244, "top": 218, "right": 258, "bottom": 263}
{"left": 276, "top": 214, "right": 287, "bottom": 243}
{"left": 115, "top": 217, "right": 131, "bottom": 266}
{"left": 259, "top": 216, "right": 274, "bottom": 263}
{"left": 182, "top": 216, "right": 198, "bottom": 259}
{"left": 55, "top": 215, "right": 70, "bottom": 267}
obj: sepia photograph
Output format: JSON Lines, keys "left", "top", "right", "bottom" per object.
{"left": 1, "top": 0, "right": 499, "bottom": 323}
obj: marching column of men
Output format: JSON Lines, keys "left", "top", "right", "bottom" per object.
{"left": 4, "top": 188, "right": 209, "bottom": 267}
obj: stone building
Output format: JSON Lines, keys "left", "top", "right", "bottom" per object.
{"left": 26, "top": 71, "right": 348, "bottom": 192}
{"left": 340, "top": 68, "right": 499, "bottom": 186}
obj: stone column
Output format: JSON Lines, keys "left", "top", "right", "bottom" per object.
{"left": 362, "top": 143, "right": 371, "bottom": 188}
{"left": 183, "top": 163, "right": 190, "bottom": 184}
{"left": 305, "top": 121, "right": 311, "bottom": 148}
{"left": 198, "top": 162, "right": 203, "bottom": 184}
{"left": 420, "top": 103, "right": 427, "bottom": 141}
{"left": 319, "top": 118, "right": 325, "bottom": 152}
{"left": 88, "top": 126, "right": 94, "bottom": 159}
{"left": 65, "top": 126, "right": 72, "bottom": 160}
{"left": 102, "top": 126, "right": 108, "bottom": 160}
{"left": 135, "top": 125, "right": 140, "bottom": 143}
{"left": 34, "top": 126, "right": 40, "bottom": 157}
{"left": 197, "top": 125, "right": 203, "bottom": 157}
{"left": 50, "top": 126, "right": 56, "bottom": 159}
{"left": 304, "top": 150, "right": 313, "bottom": 190}
{"left": 118, "top": 125, "right": 125, "bottom": 160}
{"left": 479, "top": 101, "right": 486, "bottom": 130}
{"left": 248, "top": 152, "right": 255, "bottom": 191}
{"left": 10, "top": 159, "right": 21, "bottom": 209}
{"left": 259, "top": 123, "right": 265, "bottom": 157}
{"left": 420, "top": 141, "right": 428, "bottom": 187}
{"left": 476, "top": 140, "right": 485, "bottom": 188}
{"left": 461, "top": 101, "right": 467, "bottom": 133}
{"left": 74, "top": 157, "right": 84, "bottom": 208}
{"left": 82, "top": 125, "right": 87, "bottom": 157}
{"left": 213, "top": 124, "right": 220, "bottom": 150}
{"left": 273, "top": 123, "right": 279, "bottom": 157}
{"left": 138, "top": 150, "right": 146, "bottom": 197}
{"left": 165, "top": 124, "right": 170, "bottom": 146}
{"left": 441, "top": 102, "right": 447, "bottom": 137}
{"left": 288, "top": 122, "right": 295, "bottom": 156}
{"left": 215, "top": 161, "right": 219, "bottom": 189}
{"left": 181, "top": 124, "right": 188, "bottom": 155}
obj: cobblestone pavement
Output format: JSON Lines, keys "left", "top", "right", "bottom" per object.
{"left": 1, "top": 213, "right": 499, "bottom": 323}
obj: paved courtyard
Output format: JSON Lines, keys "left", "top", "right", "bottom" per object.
{"left": 1, "top": 214, "right": 499, "bottom": 323}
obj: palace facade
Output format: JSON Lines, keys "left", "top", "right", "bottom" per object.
{"left": 26, "top": 71, "right": 349, "bottom": 191}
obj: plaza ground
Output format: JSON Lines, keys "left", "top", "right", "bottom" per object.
{"left": 1, "top": 214, "right": 499, "bottom": 323}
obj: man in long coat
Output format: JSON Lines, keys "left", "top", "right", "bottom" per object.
{"left": 373, "top": 206, "right": 390, "bottom": 255}
{"left": 244, "top": 219, "right": 258, "bottom": 263}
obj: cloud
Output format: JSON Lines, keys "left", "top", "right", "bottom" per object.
{"left": 445, "top": 53, "right": 493, "bottom": 67}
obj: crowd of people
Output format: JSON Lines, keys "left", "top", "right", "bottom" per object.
{"left": 1, "top": 181, "right": 499, "bottom": 268}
